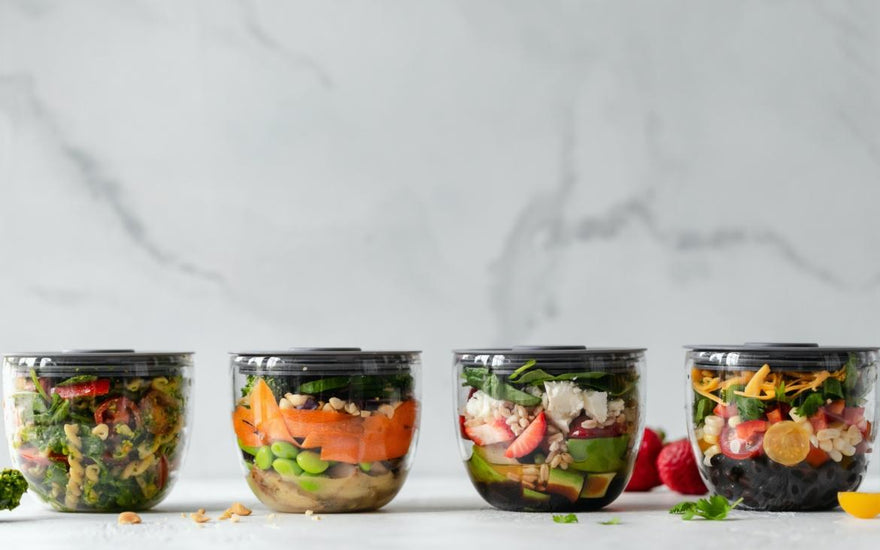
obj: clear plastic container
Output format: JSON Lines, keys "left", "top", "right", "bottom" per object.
{"left": 230, "top": 348, "right": 420, "bottom": 513}
{"left": 454, "top": 346, "right": 645, "bottom": 512}
{"left": 2, "top": 350, "right": 193, "bottom": 512}
{"left": 686, "top": 343, "right": 878, "bottom": 510}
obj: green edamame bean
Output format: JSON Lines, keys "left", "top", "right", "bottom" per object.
{"left": 255, "top": 446, "right": 274, "bottom": 470}
{"left": 296, "top": 451, "right": 329, "bottom": 474}
{"left": 359, "top": 462, "right": 372, "bottom": 472}
{"left": 272, "top": 458, "right": 303, "bottom": 478}
{"left": 238, "top": 439, "right": 260, "bottom": 457}
{"left": 270, "top": 441, "right": 300, "bottom": 460}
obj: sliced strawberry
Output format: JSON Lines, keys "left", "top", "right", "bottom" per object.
{"left": 505, "top": 412, "right": 547, "bottom": 458}
{"left": 464, "top": 419, "right": 515, "bottom": 446}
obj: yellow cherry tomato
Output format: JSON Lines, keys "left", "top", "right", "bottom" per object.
{"left": 762, "top": 420, "right": 810, "bottom": 466}
{"left": 838, "top": 492, "right": 880, "bottom": 519}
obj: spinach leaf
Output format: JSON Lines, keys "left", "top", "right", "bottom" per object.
{"left": 462, "top": 368, "right": 541, "bottom": 406}
{"left": 795, "top": 393, "right": 825, "bottom": 418}
{"left": 567, "top": 435, "right": 629, "bottom": 472}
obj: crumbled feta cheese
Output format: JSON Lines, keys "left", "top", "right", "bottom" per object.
{"left": 607, "top": 399, "right": 624, "bottom": 416}
{"left": 542, "top": 381, "right": 585, "bottom": 432}
{"left": 465, "top": 390, "right": 504, "bottom": 421}
{"left": 582, "top": 390, "right": 609, "bottom": 423}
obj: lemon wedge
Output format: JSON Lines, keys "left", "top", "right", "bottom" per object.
{"left": 838, "top": 492, "right": 880, "bottom": 519}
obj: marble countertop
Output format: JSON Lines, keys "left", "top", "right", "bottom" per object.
{"left": 3, "top": 475, "right": 880, "bottom": 549}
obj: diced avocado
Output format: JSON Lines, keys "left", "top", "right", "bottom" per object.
{"left": 467, "top": 448, "right": 507, "bottom": 484}
{"left": 580, "top": 473, "right": 616, "bottom": 499}
{"left": 546, "top": 468, "right": 585, "bottom": 502}
{"left": 567, "top": 435, "right": 629, "bottom": 472}
{"left": 523, "top": 488, "right": 551, "bottom": 502}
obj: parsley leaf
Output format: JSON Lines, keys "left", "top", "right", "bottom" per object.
{"left": 552, "top": 513, "right": 578, "bottom": 524}
{"left": 599, "top": 517, "right": 621, "bottom": 525}
{"left": 722, "top": 384, "right": 765, "bottom": 421}
{"left": 670, "top": 496, "right": 741, "bottom": 521}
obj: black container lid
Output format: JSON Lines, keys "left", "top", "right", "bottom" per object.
{"left": 2, "top": 350, "right": 194, "bottom": 375}
{"left": 454, "top": 345, "right": 645, "bottom": 374}
{"left": 685, "top": 342, "right": 879, "bottom": 371}
{"left": 231, "top": 348, "right": 420, "bottom": 375}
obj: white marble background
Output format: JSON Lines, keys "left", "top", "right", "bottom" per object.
{"left": 0, "top": 1, "right": 878, "bottom": 481}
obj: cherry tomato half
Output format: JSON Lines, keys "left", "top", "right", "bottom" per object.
{"left": 94, "top": 397, "right": 141, "bottom": 427}
{"left": 719, "top": 426, "right": 764, "bottom": 460}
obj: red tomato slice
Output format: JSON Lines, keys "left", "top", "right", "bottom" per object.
{"left": 94, "top": 397, "right": 141, "bottom": 427}
{"left": 720, "top": 426, "right": 763, "bottom": 460}
{"left": 52, "top": 379, "right": 111, "bottom": 399}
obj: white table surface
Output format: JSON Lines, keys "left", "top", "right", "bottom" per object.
{"left": 2, "top": 475, "right": 879, "bottom": 549}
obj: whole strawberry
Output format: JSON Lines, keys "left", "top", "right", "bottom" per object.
{"left": 656, "top": 438, "right": 707, "bottom": 495}
{"left": 626, "top": 427, "right": 664, "bottom": 491}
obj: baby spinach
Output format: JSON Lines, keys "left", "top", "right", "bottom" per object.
{"left": 462, "top": 367, "right": 541, "bottom": 406}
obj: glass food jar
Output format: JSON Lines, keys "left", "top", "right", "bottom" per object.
{"left": 454, "top": 346, "right": 645, "bottom": 512}
{"left": 230, "top": 348, "right": 420, "bottom": 513}
{"left": 2, "top": 350, "right": 193, "bottom": 512}
{"left": 686, "top": 343, "right": 878, "bottom": 511}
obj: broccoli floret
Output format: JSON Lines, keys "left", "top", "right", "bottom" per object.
{"left": 0, "top": 469, "right": 28, "bottom": 511}
{"left": 240, "top": 375, "right": 286, "bottom": 399}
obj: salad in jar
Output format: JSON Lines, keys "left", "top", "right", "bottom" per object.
{"left": 231, "top": 349, "right": 420, "bottom": 513}
{"left": 455, "top": 347, "right": 644, "bottom": 512}
{"left": 687, "top": 344, "right": 878, "bottom": 511}
{"left": 2, "top": 351, "right": 192, "bottom": 512}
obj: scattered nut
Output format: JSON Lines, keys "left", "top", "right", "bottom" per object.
{"left": 304, "top": 509, "right": 314, "bottom": 516}
{"left": 228, "top": 502, "right": 252, "bottom": 516}
{"left": 190, "top": 509, "right": 210, "bottom": 523}
{"left": 117, "top": 511, "right": 141, "bottom": 525}
{"left": 230, "top": 514, "right": 241, "bottom": 523}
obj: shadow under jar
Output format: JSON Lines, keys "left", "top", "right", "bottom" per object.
{"left": 454, "top": 346, "right": 645, "bottom": 512}
{"left": 2, "top": 350, "right": 193, "bottom": 512}
{"left": 230, "top": 348, "right": 420, "bottom": 513}
{"left": 686, "top": 343, "right": 879, "bottom": 511}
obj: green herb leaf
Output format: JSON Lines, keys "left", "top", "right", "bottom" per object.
{"left": 670, "top": 496, "right": 741, "bottom": 521}
{"left": 552, "top": 513, "right": 578, "bottom": 524}
{"left": 722, "top": 384, "right": 765, "bottom": 421}
{"left": 795, "top": 393, "right": 825, "bottom": 418}
{"left": 774, "top": 381, "right": 789, "bottom": 403}
{"left": 599, "top": 517, "right": 621, "bottom": 525}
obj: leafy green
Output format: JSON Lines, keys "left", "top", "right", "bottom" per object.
{"left": 722, "top": 384, "right": 765, "bottom": 421}
{"left": 822, "top": 378, "right": 844, "bottom": 401}
{"left": 462, "top": 367, "right": 541, "bottom": 406}
{"left": 795, "top": 393, "right": 825, "bottom": 418}
{"left": 599, "top": 517, "right": 621, "bottom": 525}
{"left": 30, "top": 369, "right": 50, "bottom": 404}
{"left": 56, "top": 375, "right": 98, "bottom": 387}
{"left": 693, "top": 394, "right": 714, "bottom": 424}
{"left": 552, "top": 513, "right": 578, "bottom": 523}
{"left": 0, "top": 469, "right": 28, "bottom": 511}
{"left": 774, "top": 382, "right": 789, "bottom": 403}
{"left": 298, "top": 377, "right": 352, "bottom": 394}
{"left": 509, "top": 360, "right": 537, "bottom": 380}
{"left": 240, "top": 375, "right": 287, "bottom": 399}
{"left": 669, "top": 496, "right": 742, "bottom": 520}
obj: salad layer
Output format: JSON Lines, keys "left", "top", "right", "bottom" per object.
{"left": 691, "top": 357, "right": 876, "bottom": 510}
{"left": 232, "top": 373, "right": 417, "bottom": 513}
{"left": 458, "top": 360, "right": 640, "bottom": 511}
{"left": 4, "top": 369, "right": 188, "bottom": 512}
